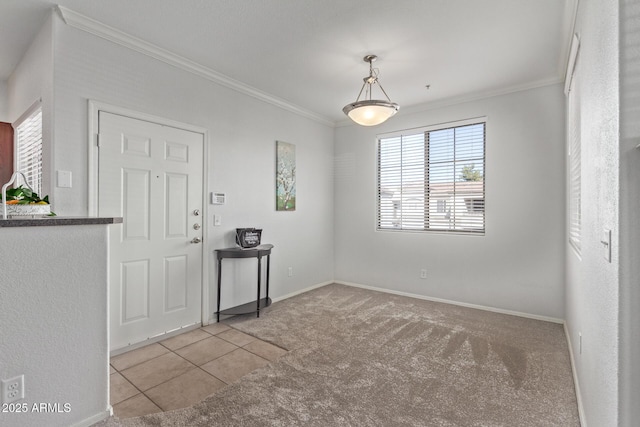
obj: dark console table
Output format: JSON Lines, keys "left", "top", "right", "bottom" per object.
{"left": 214, "top": 244, "right": 273, "bottom": 322}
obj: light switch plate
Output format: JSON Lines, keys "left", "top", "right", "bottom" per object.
{"left": 214, "top": 215, "right": 221, "bottom": 226}
{"left": 57, "top": 170, "right": 72, "bottom": 188}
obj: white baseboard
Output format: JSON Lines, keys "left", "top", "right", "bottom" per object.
{"left": 70, "top": 408, "right": 111, "bottom": 427}
{"left": 208, "top": 278, "right": 564, "bottom": 325}
{"left": 564, "top": 323, "right": 587, "bottom": 427}
{"left": 206, "top": 280, "right": 334, "bottom": 324}
{"left": 272, "top": 280, "right": 334, "bottom": 303}
{"left": 334, "top": 280, "right": 564, "bottom": 324}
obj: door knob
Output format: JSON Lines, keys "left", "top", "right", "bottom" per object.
{"left": 191, "top": 237, "right": 202, "bottom": 244}
{"left": 193, "top": 209, "right": 200, "bottom": 216}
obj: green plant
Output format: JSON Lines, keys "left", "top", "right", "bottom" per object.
{"left": 0, "top": 185, "right": 50, "bottom": 204}
{"left": 1, "top": 185, "right": 56, "bottom": 215}
{"left": 460, "top": 164, "right": 483, "bottom": 182}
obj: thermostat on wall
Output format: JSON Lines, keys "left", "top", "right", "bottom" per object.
{"left": 211, "top": 192, "right": 226, "bottom": 205}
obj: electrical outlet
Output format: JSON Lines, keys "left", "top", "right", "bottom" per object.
{"left": 288, "top": 267, "right": 293, "bottom": 277}
{"left": 420, "top": 269, "right": 427, "bottom": 279}
{"left": 2, "top": 375, "right": 24, "bottom": 404}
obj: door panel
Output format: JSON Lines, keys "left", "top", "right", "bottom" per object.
{"left": 165, "top": 141, "right": 189, "bottom": 162}
{"left": 122, "top": 259, "right": 150, "bottom": 323}
{"left": 98, "top": 111, "right": 204, "bottom": 351}
{"left": 165, "top": 173, "right": 188, "bottom": 238}
{"left": 123, "top": 168, "right": 150, "bottom": 240}
{"left": 164, "top": 255, "right": 188, "bottom": 312}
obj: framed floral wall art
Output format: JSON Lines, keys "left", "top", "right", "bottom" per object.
{"left": 276, "top": 141, "right": 295, "bottom": 211}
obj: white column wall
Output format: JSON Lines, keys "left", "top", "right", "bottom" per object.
{"left": 0, "top": 225, "right": 110, "bottom": 427}
{"left": 564, "top": 0, "right": 621, "bottom": 426}
{"left": 618, "top": 0, "right": 639, "bottom": 425}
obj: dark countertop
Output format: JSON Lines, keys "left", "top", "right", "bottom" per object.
{"left": 0, "top": 217, "right": 123, "bottom": 227}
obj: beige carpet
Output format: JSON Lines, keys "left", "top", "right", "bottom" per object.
{"left": 100, "top": 283, "right": 580, "bottom": 426}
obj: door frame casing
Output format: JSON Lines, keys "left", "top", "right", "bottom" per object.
{"left": 88, "top": 100, "right": 211, "bottom": 331}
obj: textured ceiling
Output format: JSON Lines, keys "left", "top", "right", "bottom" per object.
{"left": 0, "top": 0, "right": 576, "bottom": 123}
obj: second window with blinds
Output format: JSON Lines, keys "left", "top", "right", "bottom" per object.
{"left": 14, "top": 104, "right": 43, "bottom": 195}
{"left": 377, "top": 118, "right": 486, "bottom": 234}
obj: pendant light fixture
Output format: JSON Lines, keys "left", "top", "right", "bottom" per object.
{"left": 343, "top": 54, "right": 399, "bottom": 126}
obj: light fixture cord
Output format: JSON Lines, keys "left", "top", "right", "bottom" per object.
{"left": 369, "top": 59, "right": 392, "bottom": 102}
{"left": 367, "top": 59, "right": 377, "bottom": 101}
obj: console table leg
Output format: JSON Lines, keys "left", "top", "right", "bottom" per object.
{"left": 216, "top": 258, "right": 222, "bottom": 322}
{"left": 266, "top": 254, "right": 271, "bottom": 302}
{"left": 256, "top": 256, "right": 262, "bottom": 318}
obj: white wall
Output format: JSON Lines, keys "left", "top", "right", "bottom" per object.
{"left": 7, "top": 14, "right": 53, "bottom": 197}
{"left": 0, "top": 224, "right": 110, "bottom": 427}
{"left": 564, "top": 0, "right": 620, "bottom": 426}
{"left": 618, "top": 0, "right": 640, "bottom": 425}
{"left": 7, "top": 14, "right": 51, "bottom": 121}
{"left": 334, "top": 84, "right": 566, "bottom": 319}
{"left": 50, "top": 14, "right": 334, "bottom": 314}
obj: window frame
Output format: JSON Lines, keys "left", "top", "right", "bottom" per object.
{"left": 565, "top": 33, "right": 581, "bottom": 255}
{"left": 567, "top": 68, "right": 581, "bottom": 254}
{"left": 376, "top": 117, "right": 487, "bottom": 235}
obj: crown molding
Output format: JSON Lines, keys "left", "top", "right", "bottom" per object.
{"left": 564, "top": 34, "right": 580, "bottom": 95}
{"left": 559, "top": 0, "right": 581, "bottom": 80}
{"left": 55, "top": 6, "right": 334, "bottom": 127}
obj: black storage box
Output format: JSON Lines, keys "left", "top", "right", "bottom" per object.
{"left": 235, "top": 228, "right": 262, "bottom": 248}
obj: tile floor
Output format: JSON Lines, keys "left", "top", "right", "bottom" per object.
{"left": 109, "top": 323, "right": 287, "bottom": 419}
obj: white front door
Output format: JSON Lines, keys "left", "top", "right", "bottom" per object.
{"left": 98, "top": 111, "right": 204, "bottom": 351}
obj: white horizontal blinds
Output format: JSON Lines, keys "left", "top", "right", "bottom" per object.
{"left": 399, "top": 133, "right": 426, "bottom": 229}
{"left": 378, "top": 135, "right": 415, "bottom": 229}
{"left": 377, "top": 120, "right": 485, "bottom": 234}
{"left": 15, "top": 107, "right": 43, "bottom": 195}
{"left": 428, "top": 123, "right": 485, "bottom": 233}
{"left": 378, "top": 133, "right": 427, "bottom": 230}
{"left": 568, "top": 72, "right": 581, "bottom": 252}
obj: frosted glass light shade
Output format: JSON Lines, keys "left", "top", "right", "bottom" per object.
{"left": 343, "top": 100, "right": 399, "bottom": 126}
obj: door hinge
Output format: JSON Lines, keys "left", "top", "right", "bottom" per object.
{"left": 96, "top": 133, "right": 101, "bottom": 147}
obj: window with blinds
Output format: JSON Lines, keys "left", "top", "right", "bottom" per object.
{"left": 15, "top": 106, "right": 43, "bottom": 195}
{"left": 568, "top": 71, "right": 581, "bottom": 253}
{"left": 377, "top": 120, "right": 486, "bottom": 234}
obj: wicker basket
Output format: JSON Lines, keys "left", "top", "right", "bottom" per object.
{"left": 1, "top": 203, "right": 51, "bottom": 218}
